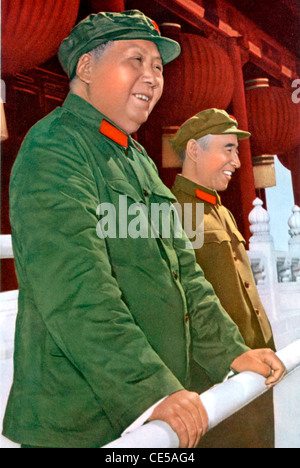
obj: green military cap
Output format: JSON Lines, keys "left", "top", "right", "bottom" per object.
{"left": 171, "top": 108, "right": 251, "bottom": 154}
{"left": 58, "top": 9, "right": 181, "bottom": 79}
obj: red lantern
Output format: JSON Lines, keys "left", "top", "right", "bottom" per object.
{"left": 153, "top": 27, "right": 235, "bottom": 125}
{"left": 245, "top": 79, "right": 300, "bottom": 156}
{"left": 1, "top": 0, "right": 80, "bottom": 75}
{"left": 245, "top": 78, "right": 300, "bottom": 189}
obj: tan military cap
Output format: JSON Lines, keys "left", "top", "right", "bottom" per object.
{"left": 171, "top": 108, "right": 251, "bottom": 154}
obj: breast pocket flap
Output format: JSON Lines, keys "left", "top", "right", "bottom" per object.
{"left": 205, "top": 230, "right": 232, "bottom": 244}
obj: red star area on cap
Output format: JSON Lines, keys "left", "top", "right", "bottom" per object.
{"left": 229, "top": 115, "right": 237, "bottom": 122}
{"left": 150, "top": 19, "right": 161, "bottom": 35}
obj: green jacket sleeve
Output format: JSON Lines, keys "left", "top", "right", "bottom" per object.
{"left": 9, "top": 125, "right": 183, "bottom": 434}
{"left": 172, "top": 213, "right": 249, "bottom": 383}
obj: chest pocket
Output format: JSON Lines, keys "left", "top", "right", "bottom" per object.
{"left": 204, "top": 230, "right": 232, "bottom": 244}
{"left": 149, "top": 184, "right": 178, "bottom": 239}
{"left": 99, "top": 178, "right": 158, "bottom": 264}
{"left": 150, "top": 183, "right": 177, "bottom": 204}
{"left": 204, "top": 229, "right": 246, "bottom": 245}
{"left": 105, "top": 178, "right": 144, "bottom": 204}
{"left": 232, "top": 230, "right": 246, "bottom": 245}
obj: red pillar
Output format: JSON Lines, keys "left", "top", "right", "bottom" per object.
{"left": 227, "top": 37, "right": 256, "bottom": 242}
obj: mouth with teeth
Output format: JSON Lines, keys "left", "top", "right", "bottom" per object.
{"left": 134, "top": 93, "right": 150, "bottom": 103}
{"left": 223, "top": 171, "right": 233, "bottom": 177}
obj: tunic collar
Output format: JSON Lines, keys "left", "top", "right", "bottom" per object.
{"left": 173, "top": 174, "right": 222, "bottom": 206}
{"left": 62, "top": 93, "right": 141, "bottom": 151}
{"left": 99, "top": 119, "right": 128, "bottom": 148}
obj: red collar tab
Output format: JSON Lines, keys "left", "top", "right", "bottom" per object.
{"left": 99, "top": 120, "right": 128, "bottom": 148}
{"left": 195, "top": 188, "right": 217, "bottom": 205}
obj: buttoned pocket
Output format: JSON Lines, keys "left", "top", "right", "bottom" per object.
{"left": 99, "top": 178, "right": 156, "bottom": 264}
{"left": 105, "top": 178, "right": 144, "bottom": 203}
{"left": 232, "top": 230, "right": 246, "bottom": 245}
{"left": 205, "top": 230, "right": 232, "bottom": 244}
{"left": 150, "top": 183, "right": 177, "bottom": 203}
{"left": 150, "top": 183, "right": 179, "bottom": 243}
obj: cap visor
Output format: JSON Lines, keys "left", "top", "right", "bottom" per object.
{"left": 125, "top": 34, "right": 181, "bottom": 65}
{"left": 152, "top": 36, "right": 181, "bottom": 65}
{"left": 222, "top": 126, "right": 251, "bottom": 140}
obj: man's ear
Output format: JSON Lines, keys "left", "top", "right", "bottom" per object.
{"left": 186, "top": 139, "right": 200, "bottom": 163}
{"left": 75, "top": 53, "right": 93, "bottom": 84}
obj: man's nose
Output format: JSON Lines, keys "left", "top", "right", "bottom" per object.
{"left": 142, "top": 63, "right": 161, "bottom": 89}
{"left": 232, "top": 151, "right": 241, "bottom": 169}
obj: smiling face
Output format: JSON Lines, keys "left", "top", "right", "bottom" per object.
{"left": 74, "top": 39, "right": 164, "bottom": 134}
{"left": 184, "top": 134, "right": 241, "bottom": 192}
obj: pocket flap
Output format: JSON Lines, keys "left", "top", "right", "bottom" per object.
{"left": 151, "top": 183, "right": 177, "bottom": 202}
{"left": 205, "top": 230, "right": 231, "bottom": 244}
{"left": 106, "top": 178, "right": 143, "bottom": 203}
{"left": 232, "top": 230, "right": 246, "bottom": 244}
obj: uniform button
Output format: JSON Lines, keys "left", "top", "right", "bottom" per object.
{"left": 234, "top": 256, "right": 238, "bottom": 262}
{"left": 185, "top": 314, "right": 189, "bottom": 323}
{"left": 173, "top": 271, "right": 179, "bottom": 281}
{"left": 143, "top": 188, "right": 150, "bottom": 197}
{"left": 255, "top": 309, "right": 260, "bottom": 316}
{"left": 245, "top": 281, "right": 250, "bottom": 289}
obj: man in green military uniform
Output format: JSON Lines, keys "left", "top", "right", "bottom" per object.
{"left": 171, "top": 109, "right": 277, "bottom": 447}
{"left": 3, "top": 12, "right": 285, "bottom": 448}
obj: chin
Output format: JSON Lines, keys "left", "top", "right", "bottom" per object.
{"left": 125, "top": 115, "right": 149, "bottom": 134}
{"left": 217, "top": 184, "right": 229, "bottom": 192}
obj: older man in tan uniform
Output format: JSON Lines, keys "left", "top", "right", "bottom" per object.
{"left": 171, "top": 109, "right": 276, "bottom": 448}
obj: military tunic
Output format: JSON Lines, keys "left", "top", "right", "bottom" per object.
{"left": 3, "top": 94, "right": 248, "bottom": 448}
{"left": 172, "top": 175, "right": 276, "bottom": 448}
{"left": 172, "top": 174, "right": 274, "bottom": 350}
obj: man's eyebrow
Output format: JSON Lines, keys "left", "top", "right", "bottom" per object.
{"left": 225, "top": 143, "right": 239, "bottom": 148}
{"left": 127, "top": 45, "right": 162, "bottom": 62}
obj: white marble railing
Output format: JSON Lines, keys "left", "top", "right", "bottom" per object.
{"left": 0, "top": 290, "right": 18, "bottom": 362}
{"left": 248, "top": 201, "right": 300, "bottom": 286}
{"left": 247, "top": 199, "right": 300, "bottom": 350}
{"left": 104, "top": 339, "right": 300, "bottom": 448}
{"left": 0, "top": 235, "right": 13, "bottom": 259}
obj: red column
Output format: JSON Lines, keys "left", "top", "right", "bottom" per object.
{"left": 227, "top": 37, "right": 256, "bottom": 242}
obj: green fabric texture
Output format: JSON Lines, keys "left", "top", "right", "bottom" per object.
{"left": 3, "top": 94, "right": 248, "bottom": 448}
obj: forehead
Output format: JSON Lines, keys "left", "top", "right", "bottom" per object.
{"left": 107, "top": 39, "right": 162, "bottom": 59}
{"left": 213, "top": 134, "right": 238, "bottom": 146}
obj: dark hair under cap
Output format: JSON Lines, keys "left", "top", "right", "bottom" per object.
{"left": 58, "top": 9, "right": 181, "bottom": 79}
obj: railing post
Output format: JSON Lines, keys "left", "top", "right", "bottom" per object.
{"left": 0, "top": 235, "right": 14, "bottom": 259}
{"left": 288, "top": 205, "right": 300, "bottom": 260}
{"left": 248, "top": 198, "right": 279, "bottom": 323}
